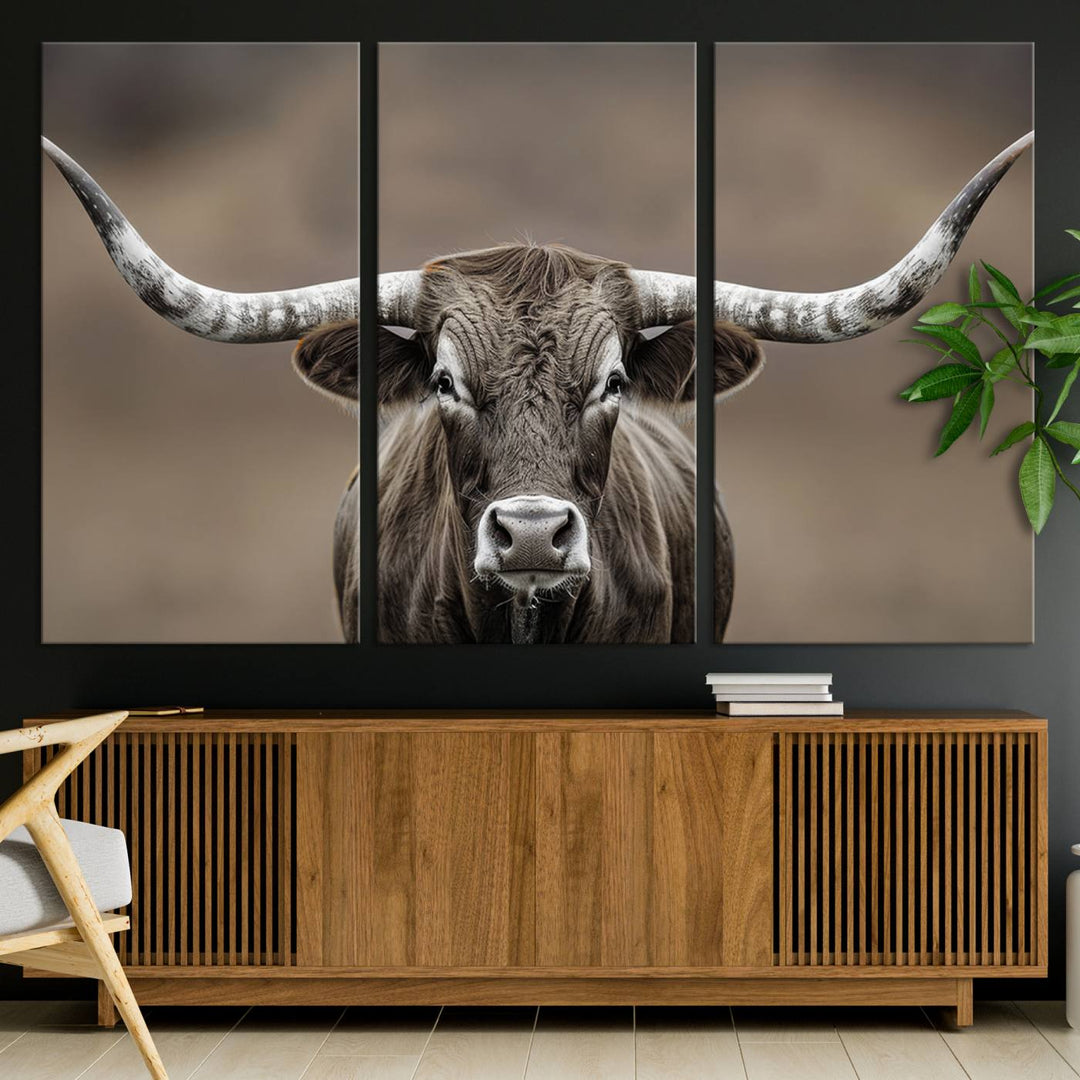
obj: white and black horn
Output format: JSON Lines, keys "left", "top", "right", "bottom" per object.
{"left": 44, "top": 132, "right": 1030, "bottom": 345}
{"left": 42, "top": 137, "right": 366, "bottom": 343}
{"left": 630, "top": 131, "right": 1034, "bottom": 343}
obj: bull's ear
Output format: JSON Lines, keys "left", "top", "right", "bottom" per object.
{"left": 714, "top": 320, "right": 765, "bottom": 403}
{"left": 626, "top": 319, "right": 765, "bottom": 404}
{"left": 377, "top": 326, "right": 431, "bottom": 405}
{"left": 292, "top": 322, "right": 432, "bottom": 408}
{"left": 626, "top": 320, "right": 697, "bottom": 403}
{"left": 292, "top": 321, "right": 358, "bottom": 409}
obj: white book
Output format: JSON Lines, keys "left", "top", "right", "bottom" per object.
{"left": 716, "top": 701, "right": 844, "bottom": 716}
{"left": 707, "top": 683, "right": 830, "bottom": 695}
{"left": 706, "top": 673, "right": 832, "bottom": 686}
{"left": 713, "top": 693, "right": 833, "bottom": 702}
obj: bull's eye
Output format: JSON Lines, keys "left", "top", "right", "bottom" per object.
{"left": 435, "top": 371, "right": 455, "bottom": 397}
{"left": 604, "top": 372, "right": 625, "bottom": 398}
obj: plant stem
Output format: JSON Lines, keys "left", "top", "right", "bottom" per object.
{"left": 967, "top": 310, "right": 1038, "bottom": 383}
{"left": 1049, "top": 444, "right": 1080, "bottom": 501}
{"left": 970, "top": 311, "right": 1020, "bottom": 357}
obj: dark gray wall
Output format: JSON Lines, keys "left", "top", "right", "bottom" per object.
{"left": 7, "top": 1, "right": 1078, "bottom": 999}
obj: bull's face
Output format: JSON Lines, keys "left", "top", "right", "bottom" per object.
{"left": 294, "top": 245, "right": 767, "bottom": 606}
{"left": 429, "top": 297, "right": 627, "bottom": 598}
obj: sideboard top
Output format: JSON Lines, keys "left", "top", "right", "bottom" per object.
{"left": 24, "top": 708, "right": 1047, "bottom": 733}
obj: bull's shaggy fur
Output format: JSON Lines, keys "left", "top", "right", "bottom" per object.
{"left": 295, "top": 243, "right": 763, "bottom": 644}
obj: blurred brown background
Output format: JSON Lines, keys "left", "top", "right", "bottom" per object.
{"left": 714, "top": 43, "right": 1033, "bottom": 642}
{"left": 379, "top": 44, "right": 695, "bottom": 274}
{"left": 43, "top": 44, "right": 358, "bottom": 642}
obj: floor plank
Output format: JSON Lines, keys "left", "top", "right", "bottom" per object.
{"left": 5, "top": 998, "right": 1080, "bottom": 1080}
{"left": 1014, "top": 1001, "right": 1080, "bottom": 1074}
{"left": 733, "top": 1006, "right": 840, "bottom": 1043}
{"left": 0, "top": 1000, "right": 96, "bottom": 1054}
{"left": 635, "top": 1006, "right": 746, "bottom": 1079}
{"left": 524, "top": 1006, "right": 634, "bottom": 1080}
{"left": 412, "top": 1006, "right": 536, "bottom": 1080}
{"left": 77, "top": 1006, "right": 246, "bottom": 1080}
{"left": 835, "top": 1007, "right": 966, "bottom": 1080}
{"left": 0, "top": 1022, "right": 125, "bottom": 1080}
{"left": 300, "top": 1057, "right": 418, "bottom": 1080}
{"left": 188, "top": 1006, "right": 345, "bottom": 1080}
{"left": 932, "top": 1000, "right": 1078, "bottom": 1080}
{"left": 740, "top": 1041, "right": 857, "bottom": 1080}
{"left": 319, "top": 1006, "right": 440, "bottom": 1057}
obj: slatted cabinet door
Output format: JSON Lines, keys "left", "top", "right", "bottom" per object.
{"left": 776, "top": 726, "right": 1047, "bottom": 971}
{"left": 25, "top": 730, "right": 297, "bottom": 970}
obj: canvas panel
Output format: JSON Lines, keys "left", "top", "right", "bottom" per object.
{"left": 377, "top": 44, "right": 697, "bottom": 644}
{"left": 42, "top": 43, "right": 359, "bottom": 643}
{"left": 713, "top": 43, "right": 1034, "bottom": 643}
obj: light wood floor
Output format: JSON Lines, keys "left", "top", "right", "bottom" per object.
{"left": 1, "top": 1000, "right": 1078, "bottom": 1079}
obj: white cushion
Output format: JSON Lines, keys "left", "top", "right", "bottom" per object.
{"left": 0, "top": 819, "right": 131, "bottom": 936}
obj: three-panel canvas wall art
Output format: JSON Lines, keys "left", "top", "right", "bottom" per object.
{"left": 41, "top": 43, "right": 1034, "bottom": 645}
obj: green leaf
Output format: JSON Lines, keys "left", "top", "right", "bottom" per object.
{"left": 900, "top": 337, "right": 952, "bottom": 355}
{"left": 968, "top": 263, "right": 981, "bottom": 304}
{"left": 1046, "top": 285, "right": 1080, "bottom": 306}
{"left": 982, "top": 261, "right": 1021, "bottom": 301}
{"left": 992, "top": 421, "right": 1035, "bottom": 456}
{"left": 1017, "top": 309, "right": 1060, "bottom": 327}
{"left": 1067, "top": 229, "right": 1080, "bottom": 243}
{"left": 1047, "top": 352, "right": 1080, "bottom": 370}
{"left": 1018, "top": 437, "right": 1056, "bottom": 533}
{"left": 1026, "top": 315, "right": 1080, "bottom": 356}
{"left": 1034, "top": 272, "right": 1080, "bottom": 300}
{"left": 1047, "top": 358, "right": 1080, "bottom": 425}
{"left": 935, "top": 384, "right": 981, "bottom": 456}
{"left": 1074, "top": 448, "right": 1080, "bottom": 465}
{"left": 912, "top": 325, "right": 983, "bottom": 368}
{"left": 902, "top": 335, "right": 984, "bottom": 367}
{"left": 1045, "top": 420, "right": 1080, "bottom": 449}
{"left": 918, "top": 302, "right": 969, "bottom": 324}
{"left": 987, "top": 279, "right": 1027, "bottom": 329}
{"left": 900, "top": 364, "right": 981, "bottom": 402}
{"left": 978, "top": 378, "right": 995, "bottom": 438}
{"left": 988, "top": 346, "right": 1018, "bottom": 382}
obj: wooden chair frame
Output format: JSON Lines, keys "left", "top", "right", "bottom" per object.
{"left": 0, "top": 712, "right": 167, "bottom": 1079}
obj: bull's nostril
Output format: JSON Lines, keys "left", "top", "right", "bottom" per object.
{"left": 551, "top": 517, "right": 574, "bottom": 553}
{"left": 475, "top": 497, "right": 589, "bottom": 583}
{"left": 490, "top": 515, "right": 514, "bottom": 552}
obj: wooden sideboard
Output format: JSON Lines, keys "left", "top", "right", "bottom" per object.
{"left": 23, "top": 710, "right": 1047, "bottom": 1027}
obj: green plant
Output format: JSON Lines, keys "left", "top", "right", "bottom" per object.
{"left": 900, "top": 228, "right": 1080, "bottom": 533}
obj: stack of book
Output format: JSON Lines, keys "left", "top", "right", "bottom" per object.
{"left": 706, "top": 673, "right": 842, "bottom": 716}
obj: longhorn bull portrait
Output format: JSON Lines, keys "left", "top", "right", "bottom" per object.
{"left": 41, "top": 131, "right": 1033, "bottom": 644}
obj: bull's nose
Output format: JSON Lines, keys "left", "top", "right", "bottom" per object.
{"left": 474, "top": 495, "right": 590, "bottom": 588}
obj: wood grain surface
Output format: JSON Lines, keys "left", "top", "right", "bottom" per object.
{"left": 20, "top": 710, "right": 1047, "bottom": 1019}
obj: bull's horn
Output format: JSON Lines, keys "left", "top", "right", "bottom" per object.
{"left": 377, "top": 270, "right": 423, "bottom": 327}
{"left": 630, "top": 131, "right": 1033, "bottom": 343}
{"left": 42, "top": 136, "right": 359, "bottom": 343}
